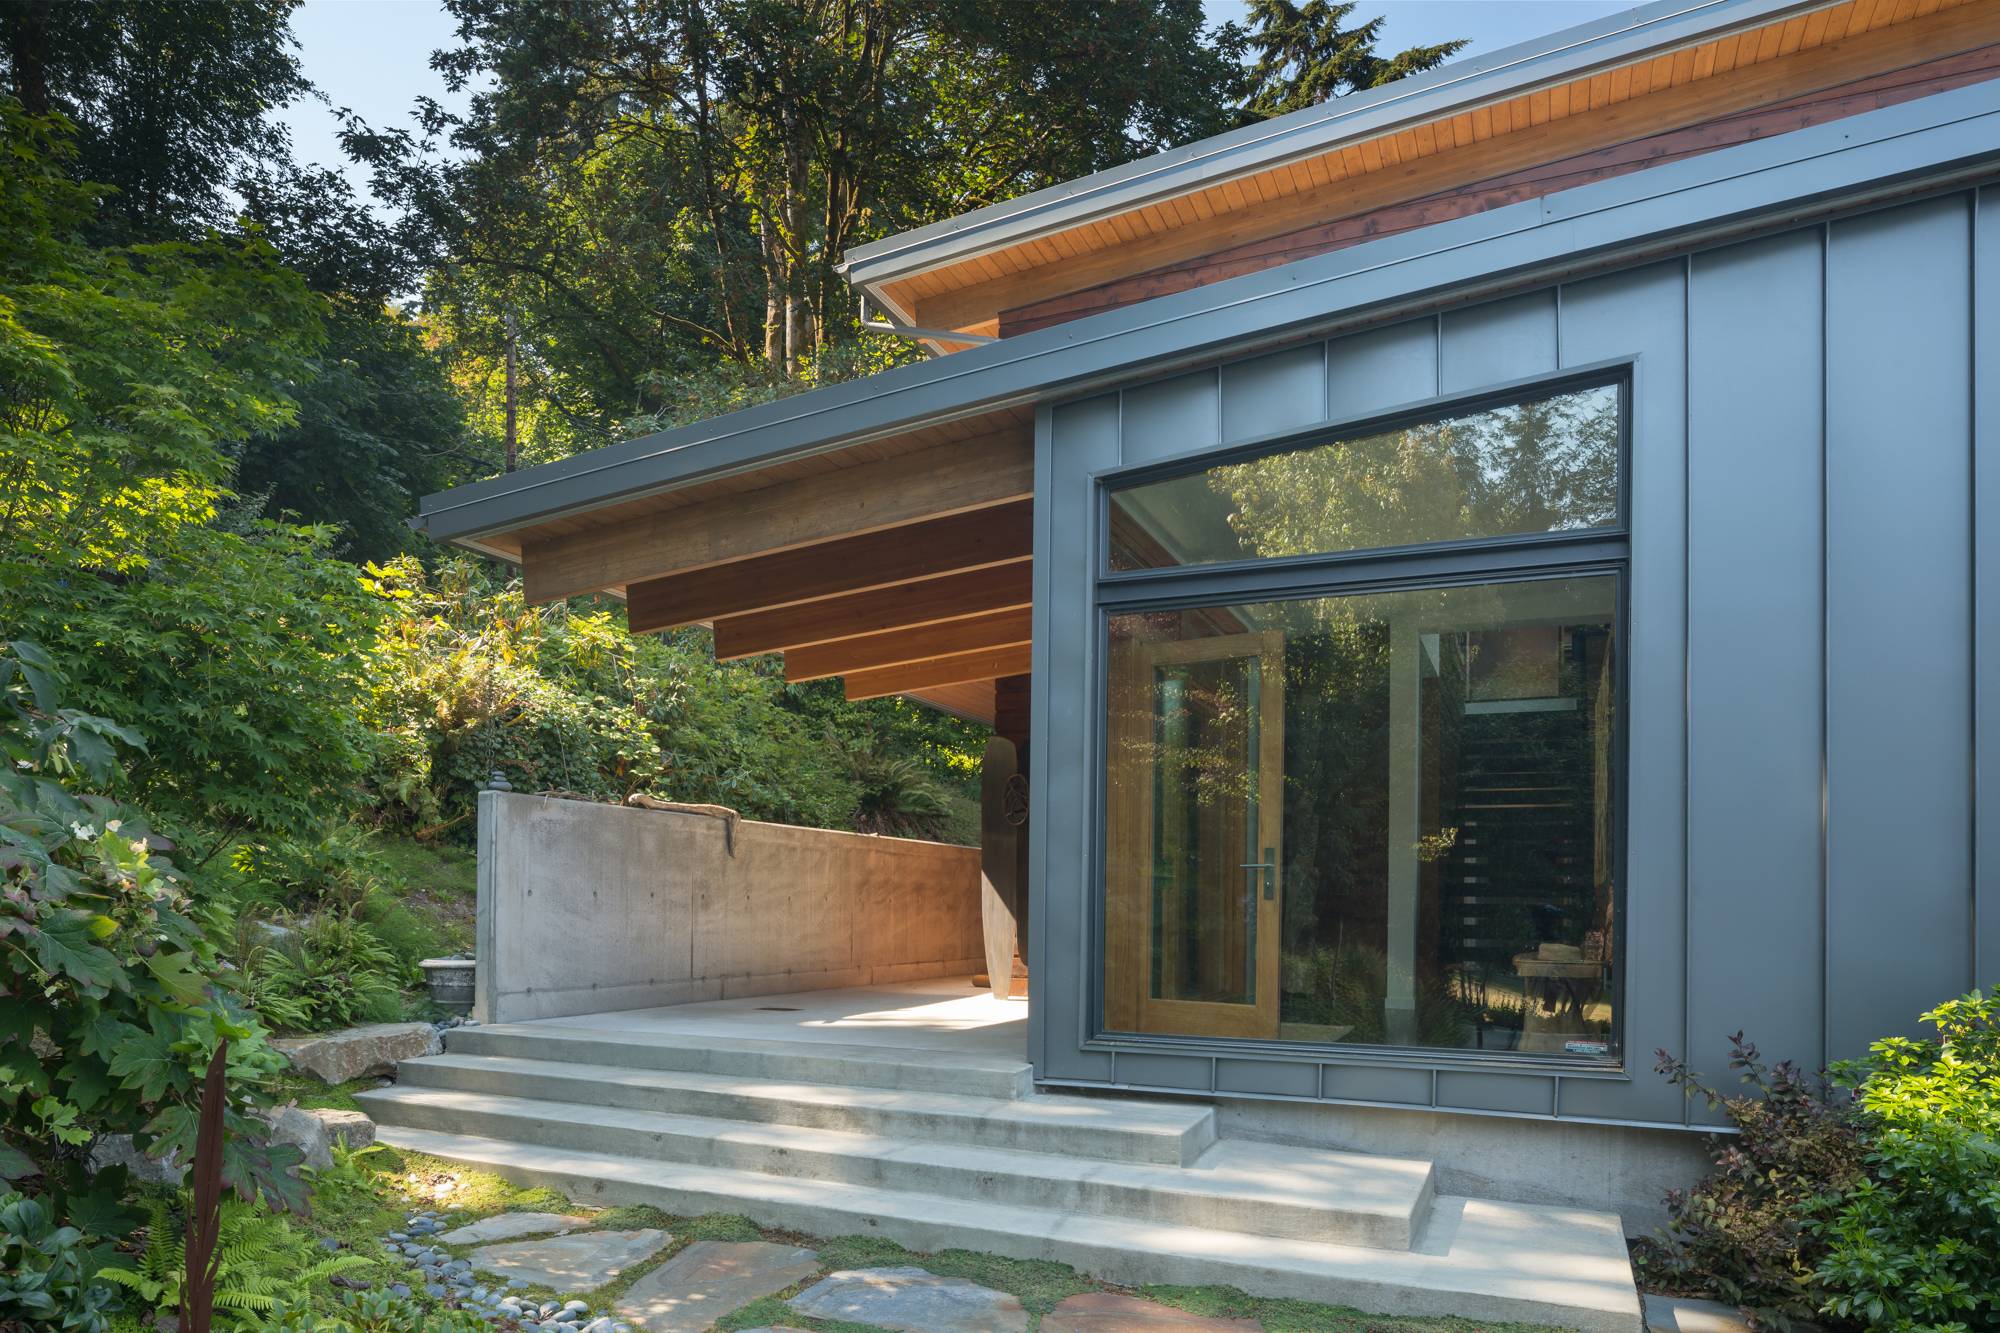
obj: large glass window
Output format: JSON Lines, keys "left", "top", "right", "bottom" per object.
{"left": 1108, "top": 382, "right": 1620, "bottom": 571}
{"left": 1098, "top": 376, "right": 1625, "bottom": 1062}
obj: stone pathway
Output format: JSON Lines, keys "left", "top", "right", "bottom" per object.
{"left": 439, "top": 1211, "right": 596, "bottom": 1244}
{"left": 1042, "top": 1292, "right": 1265, "bottom": 1331}
{"left": 469, "top": 1228, "right": 673, "bottom": 1292}
{"left": 787, "top": 1266, "right": 1030, "bottom": 1333}
{"left": 616, "top": 1240, "right": 821, "bottom": 1332}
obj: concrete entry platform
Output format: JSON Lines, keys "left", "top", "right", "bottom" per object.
{"left": 360, "top": 978, "right": 1641, "bottom": 1329}
{"left": 551, "top": 975, "right": 1029, "bottom": 1060}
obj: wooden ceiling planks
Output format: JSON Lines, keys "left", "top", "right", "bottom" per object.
{"left": 713, "top": 563, "right": 1033, "bottom": 660}
{"left": 843, "top": 643, "right": 1036, "bottom": 701}
{"left": 881, "top": 0, "right": 1993, "bottom": 336}
{"left": 782, "top": 606, "right": 1033, "bottom": 683}
{"left": 624, "top": 500, "right": 1033, "bottom": 634}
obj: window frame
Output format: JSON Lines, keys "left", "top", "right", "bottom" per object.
{"left": 1086, "top": 366, "right": 1634, "bottom": 1074}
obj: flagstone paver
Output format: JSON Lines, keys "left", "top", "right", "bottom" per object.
{"left": 616, "top": 1240, "right": 822, "bottom": 1332}
{"left": 468, "top": 1228, "right": 672, "bottom": 1292}
{"left": 1041, "top": 1292, "right": 1265, "bottom": 1332}
{"left": 787, "top": 1266, "right": 1029, "bottom": 1333}
{"left": 437, "top": 1211, "right": 595, "bottom": 1244}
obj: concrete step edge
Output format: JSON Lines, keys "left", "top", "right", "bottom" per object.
{"left": 447, "top": 1024, "right": 1035, "bottom": 1097}
{"left": 372, "top": 1124, "right": 1640, "bottom": 1332}
{"left": 393, "top": 1052, "right": 1216, "bottom": 1165}
{"left": 355, "top": 1085, "right": 1429, "bottom": 1249}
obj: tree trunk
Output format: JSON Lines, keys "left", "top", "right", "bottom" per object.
{"left": 502, "top": 312, "right": 519, "bottom": 472}
{"left": 3, "top": 1, "right": 53, "bottom": 117}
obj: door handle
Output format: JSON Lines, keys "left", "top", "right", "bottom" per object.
{"left": 1239, "top": 849, "right": 1277, "bottom": 900}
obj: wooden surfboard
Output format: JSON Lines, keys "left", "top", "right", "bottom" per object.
{"left": 980, "top": 736, "right": 1021, "bottom": 998}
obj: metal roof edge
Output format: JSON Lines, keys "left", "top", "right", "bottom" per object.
{"left": 836, "top": 0, "right": 1822, "bottom": 286}
{"left": 417, "top": 78, "right": 2000, "bottom": 546}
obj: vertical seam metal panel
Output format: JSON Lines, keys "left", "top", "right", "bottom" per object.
{"left": 1972, "top": 187, "right": 1982, "bottom": 994}
{"left": 1028, "top": 401, "right": 1056, "bottom": 1080}
{"left": 1681, "top": 254, "right": 1694, "bottom": 1127}
{"left": 1819, "top": 221, "right": 1833, "bottom": 1074}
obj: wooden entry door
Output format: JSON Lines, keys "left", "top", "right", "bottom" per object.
{"left": 1107, "top": 630, "right": 1285, "bottom": 1039}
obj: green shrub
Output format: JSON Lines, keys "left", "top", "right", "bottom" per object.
{"left": 0, "top": 642, "right": 305, "bottom": 1217}
{"left": 243, "top": 911, "right": 404, "bottom": 1034}
{"left": 0, "top": 1191, "right": 116, "bottom": 1332}
{"left": 1814, "top": 991, "right": 2000, "bottom": 1331}
{"left": 1637, "top": 1034, "right": 1865, "bottom": 1327}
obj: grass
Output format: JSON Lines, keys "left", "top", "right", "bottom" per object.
{"left": 302, "top": 1150, "right": 1578, "bottom": 1333}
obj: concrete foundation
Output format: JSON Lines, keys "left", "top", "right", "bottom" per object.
{"left": 1216, "top": 1097, "right": 1712, "bottom": 1235}
{"left": 475, "top": 792, "right": 983, "bottom": 1023}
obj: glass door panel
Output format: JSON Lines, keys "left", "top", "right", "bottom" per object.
{"left": 1106, "top": 630, "right": 1284, "bottom": 1038}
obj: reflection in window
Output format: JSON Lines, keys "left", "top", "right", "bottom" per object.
{"left": 1109, "top": 383, "right": 1620, "bottom": 570}
{"left": 1103, "top": 577, "right": 1619, "bottom": 1057}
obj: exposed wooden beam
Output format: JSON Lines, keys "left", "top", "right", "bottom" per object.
{"left": 784, "top": 607, "right": 1032, "bottom": 683}
{"left": 843, "top": 643, "right": 1035, "bottom": 701}
{"left": 521, "top": 427, "right": 1032, "bottom": 604}
{"left": 713, "top": 563, "right": 1032, "bottom": 660}
{"left": 627, "top": 500, "right": 1032, "bottom": 634}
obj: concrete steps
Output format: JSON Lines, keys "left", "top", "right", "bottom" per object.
{"left": 366, "top": 1125, "right": 1642, "bottom": 1331}
{"left": 357, "top": 1022, "right": 1643, "bottom": 1329}
{"left": 389, "top": 1052, "right": 1215, "bottom": 1165}
{"left": 357, "top": 1083, "right": 1429, "bottom": 1248}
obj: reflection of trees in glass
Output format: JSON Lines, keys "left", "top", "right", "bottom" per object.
{"left": 1213, "top": 384, "right": 1620, "bottom": 562}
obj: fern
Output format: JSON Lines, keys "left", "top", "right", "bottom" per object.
{"left": 98, "top": 1197, "right": 370, "bottom": 1329}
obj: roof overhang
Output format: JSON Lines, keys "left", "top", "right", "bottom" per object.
{"left": 839, "top": 0, "right": 1996, "bottom": 342}
{"left": 418, "top": 76, "right": 2000, "bottom": 549}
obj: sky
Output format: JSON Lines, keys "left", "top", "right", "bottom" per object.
{"left": 279, "top": 0, "right": 1638, "bottom": 202}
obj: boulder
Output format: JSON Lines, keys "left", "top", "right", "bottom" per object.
{"left": 261, "top": 1105, "right": 378, "bottom": 1170}
{"left": 273, "top": 1022, "right": 441, "bottom": 1083}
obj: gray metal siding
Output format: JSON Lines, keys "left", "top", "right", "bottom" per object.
{"left": 1034, "top": 191, "right": 1995, "bottom": 1127}
{"left": 1825, "top": 197, "right": 1976, "bottom": 1059}
{"left": 1685, "top": 230, "right": 1825, "bottom": 1117}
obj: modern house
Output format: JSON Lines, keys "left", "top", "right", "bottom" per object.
{"left": 368, "top": 0, "right": 2000, "bottom": 1322}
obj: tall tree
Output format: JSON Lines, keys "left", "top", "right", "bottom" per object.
{"left": 391, "top": 0, "right": 1243, "bottom": 451}
{"left": 0, "top": 0, "right": 308, "bottom": 239}
{"left": 1238, "top": 0, "right": 1463, "bottom": 121}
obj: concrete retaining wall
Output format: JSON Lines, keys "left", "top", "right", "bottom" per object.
{"left": 475, "top": 791, "right": 984, "bottom": 1023}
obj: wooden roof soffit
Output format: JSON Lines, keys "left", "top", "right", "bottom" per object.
{"left": 713, "top": 562, "right": 1032, "bottom": 660}
{"left": 842, "top": 643, "right": 1036, "bottom": 702}
{"left": 624, "top": 499, "right": 1033, "bottom": 634}
{"left": 783, "top": 606, "right": 1033, "bottom": 683}
{"left": 868, "top": 0, "right": 2000, "bottom": 340}
{"left": 519, "top": 425, "right": 1032, "bottom": 605}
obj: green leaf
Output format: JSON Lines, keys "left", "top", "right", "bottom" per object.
{"left": 104, "top": 1023, "right": 179, "bottom": 1104}
{"left": 0, "top": 1141, "right": 34, "bottom": 1182}
{"left": 28, "top": 909, "right": 128, "bottom": 994}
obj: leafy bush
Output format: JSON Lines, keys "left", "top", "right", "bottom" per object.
{"left": 844, "top": 727, "right": 952, "bottom": 840}
{"left": 96, "top": 1195, "right": 368, "bottom": 1329}
{"left": 241, "top": 911, "right": 404, "bottom": 1034}
{"left": 0, "top": 1191, "right": 116, "bottom": 1332}
{"left": 0, "top": 642, "right": 304, "bottom": 1216}
{"left": 263, "top": 1288, "right": 489, "bottom": 1332}
{"left": 1637, "top": 1033, "right": 1866, "bottom": 1327}
{"left": 1814, "top": 991, "right": 2000, "bottom": 1331}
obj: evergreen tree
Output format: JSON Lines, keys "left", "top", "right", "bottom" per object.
{"left": 1238, "top": 0, "right": 1464, "bottom": 121}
